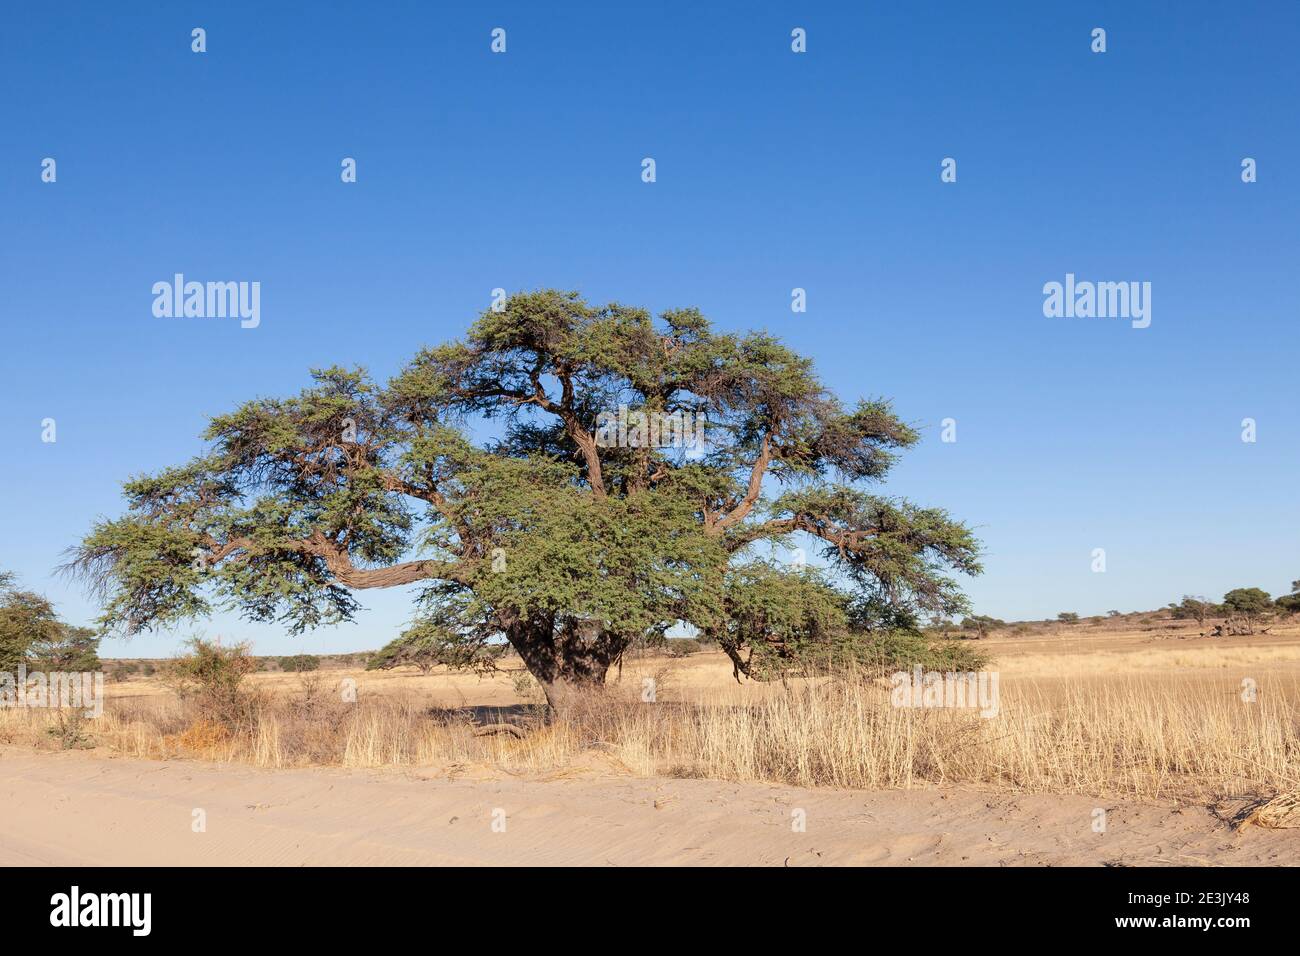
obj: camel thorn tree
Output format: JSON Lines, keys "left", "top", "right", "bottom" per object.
{"left": 67, "top": 290, "right": 982, "bottom": 711}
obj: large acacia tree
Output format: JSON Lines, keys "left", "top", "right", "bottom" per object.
{"left": 70, "top": 291, "right": 980, "bottom": 708}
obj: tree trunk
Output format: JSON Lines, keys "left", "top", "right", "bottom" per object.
{"left": 505, "top": 616, "right": 625, "bottom": 716}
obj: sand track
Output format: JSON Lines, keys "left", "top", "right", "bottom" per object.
{"left": 2, "top": 750, "right": 1297, "bottom": 866}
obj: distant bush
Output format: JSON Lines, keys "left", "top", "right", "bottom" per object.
{"left": 665, "top": 638, "right": 700, "bottom": 658}
{"left": 278, "top": 654, "right": 320, "bottom": 673}
{"left": 1057, "top": 612, "right": 1080, "bottom": 624}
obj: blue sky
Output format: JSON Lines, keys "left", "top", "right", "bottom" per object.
{"left": 2, "top": 1, "right": 1297, "bottom": 657}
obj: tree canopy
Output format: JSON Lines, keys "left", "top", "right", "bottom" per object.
{"left": 0, "top": 571, "right": 98, "bottom": 672}
{"left": 69, "top": 290, "right": 982, "bottom": 706}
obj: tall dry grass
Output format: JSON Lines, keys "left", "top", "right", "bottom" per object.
{"left": 3, "top": 667, "right": 1298, "bottom": 800}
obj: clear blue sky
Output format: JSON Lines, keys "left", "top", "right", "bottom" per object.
{"left": 3, "top": 1, "right": 1297, "bottom": 657}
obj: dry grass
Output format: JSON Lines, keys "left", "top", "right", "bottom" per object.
{"left": 5, "top": 647, "right": 1300, "bottom": 800}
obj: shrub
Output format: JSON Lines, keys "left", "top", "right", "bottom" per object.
{"left": 776, "top": 629, "right": 992, "bottom": 680}
{"left": 278, "top": 654, "right": 321, "bottom": 673}
{"left": 108, "top": 664, "right": 131, "bottom": 682}
{"left": 47, "top": 709, "right": 92, "bottom": 750}
{"left": 163, "top": 638, "right": 258, "bottom": 730}
{"left": 665, "top": 638, "right": 699, "bottom": 658}
{"left": 853, "top": 630, "right": 991, "bottom": 676}
{"left": 1057, "top": 612, "right": 1080, "bottom": 624}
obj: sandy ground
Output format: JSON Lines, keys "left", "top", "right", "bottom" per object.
{"left": 2, "top": 748, "right": 1297, "bottom": 866}
{"left": 8, "top": 621, "right": 1300, "bottom": 866}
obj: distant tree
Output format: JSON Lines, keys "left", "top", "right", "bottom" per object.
{"left": 960, "top": 614, "right": 1005, "bottom": 639}
{"left": 1275, "top": 581, "right": 1300, "bottom": 614}
{"left": 1169, "top": 595, "right": 1214, "bottom": 628}
{"left": 1107, "top": 609, "right": 1121, "bottom": 618}
{"left": 0, "top": 571, "right": 64, "bottom": 672}
{"left": 1222, "top": 587, "right": 1272, "bottom": 633}
{"left": 1057, "top": 612, "right": 1080, "bottom": 624}
{"left": 29, "top": 624, "right": 101, "bottom": 672}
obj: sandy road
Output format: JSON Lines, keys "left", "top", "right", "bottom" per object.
{"left": 1, "top": 750, "right": 1296, "bottom": 866}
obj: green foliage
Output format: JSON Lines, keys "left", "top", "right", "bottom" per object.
{"left": 1275, "top": 581, "right": 1300, "bottom": 613}
{"left": 960, "top": 614, "right": 1005, "bottom": 638}
{"left": 1168, "top": 595, "right": 1215, "bottom": 624}
{"left": 277, "top": 653, "right": 320, "bottom": 672}
{"left": 109, "top": 662, "right": 136, "bottom": 682}
{"left": 854, "top": 629, "right": 992, "bottom": 677}
{"left": 717, "top": 563, "right": 846, "bottom": 680}
{"left": 368, "top": 616, "right": 505, "bottom": 675}
{"left": 1222, "top": 587, "right": 1271, "bottom": 619}
{"left": 0, "top": 572, "right": 71, "bottom": 671}
{"left": 29, "top": 625, "right": 101, "bottom": 672}
{"left": 664, "top": 638, "right": 701, "bottom": 657}
{"left": 163, "top": 638, "right": 258, "bottom": 729}
{"left": 1057, "top": 612, "right": 1080, "bottom": 624}
{"left": 68, "top": 291, "right": 983, "bottom": 693}
{"left": 47, "top": 709, "right": 93, "bottom": 749}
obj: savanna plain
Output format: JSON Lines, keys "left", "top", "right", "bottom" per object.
{"left": 4, "top": 614, "right": 1300, "bottom": 866}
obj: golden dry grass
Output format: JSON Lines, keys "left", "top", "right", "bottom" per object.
{"left": 6, "top": 625, "right": 1300, "bottom": 801}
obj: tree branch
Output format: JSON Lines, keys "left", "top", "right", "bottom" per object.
{"left": 713, "top": 434, "right": 771, "bottom": 531}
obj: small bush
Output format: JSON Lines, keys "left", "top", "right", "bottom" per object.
{"left": 512, "top": 670, "right": 545, "bottom": 706}
{"left": 46, "top": 709, "right": 92, "bottom": 750}
{"left": 278, "top": 654, "right": 321, "bottom": 673}
{"left": 109, "top": 662, "right": 138, "bottom": 682}
{"left": 163, "top": 638, "right": 258, "bottom": 731}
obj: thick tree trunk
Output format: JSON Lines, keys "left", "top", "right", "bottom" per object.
{"left": 505, "top": 615, "right": 625, "bottom": 715}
